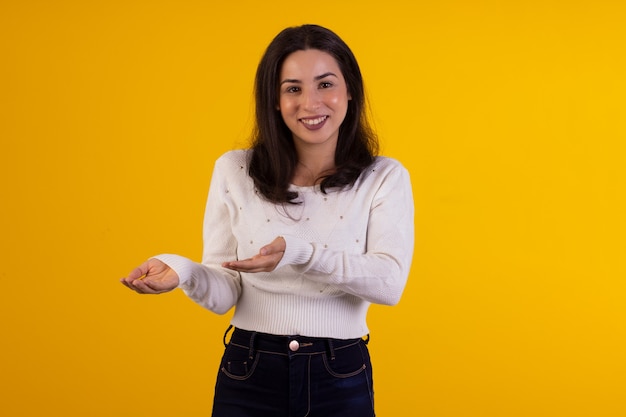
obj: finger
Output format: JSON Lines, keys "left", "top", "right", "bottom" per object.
{"left": 222, "top": 254, "right": 282, "bottom": 273}
{"left": 120, "top": 278, "right": 133, "bottom": 289}
{"left": 260, "top": 236, "right": 286, "bottom": 256}
{"left": 222, "top": 259, "right": 266, "bottom": 273}
{"left": 141, "top": 277, "right": 173, "bottom": 293}
{"left": 120, "top": 274, "right": 145, "bottom": 291}
{"left": 222, "top": 261, "right": 254, "bottom": 272}
{"left": 128, "top": 263, "right": 150, "bottom": 280}
{"left": 120, "top": 275, "right": 141, "bottom": 288}
{"left": 129, "top": 278, "right": 159, "bottom": 294}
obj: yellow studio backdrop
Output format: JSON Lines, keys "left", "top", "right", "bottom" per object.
{"left": 1, "top": 0, "right": 624, "bottom": 416}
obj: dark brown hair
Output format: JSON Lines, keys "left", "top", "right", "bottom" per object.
{"left": 249, "top": 24, "right": 378, "bottom": 203}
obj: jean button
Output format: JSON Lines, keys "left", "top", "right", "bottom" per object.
{"left": 289, "top": 340, "right": 300, "bottom": 351}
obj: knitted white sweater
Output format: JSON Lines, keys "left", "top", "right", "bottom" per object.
{"left": 155, "top": 150, "right": 414, "bottom": 339}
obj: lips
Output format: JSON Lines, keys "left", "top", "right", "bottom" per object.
{"left": 300, "top": 115, "right": 328, "bottom": 130}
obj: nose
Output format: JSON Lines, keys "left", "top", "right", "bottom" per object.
{"left": 301, "top": 87, "right": 321, "bottom": 110}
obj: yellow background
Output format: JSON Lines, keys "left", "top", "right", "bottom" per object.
{"left": 1, "top": 1, "right": 624, "bottom": 416}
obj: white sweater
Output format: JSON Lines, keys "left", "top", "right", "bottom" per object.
{"left": 155, "top": 150, "right": 414, "bottom": 339}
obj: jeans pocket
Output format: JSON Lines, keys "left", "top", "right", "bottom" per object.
{"left": 322, "top": 341, "right": 368, "bottom": 378}
{"left": 220, "top": 343, "right": 259, "bottom": 380}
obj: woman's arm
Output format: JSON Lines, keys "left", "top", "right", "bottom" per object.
{"left": 290, "top": 164, "right": 414, "bottom": 305}
{"left": 151, "top": 155, "right": 243, "bottom": 314}
{"left": 225, "top": 161, "right": 414, "bottom": 306}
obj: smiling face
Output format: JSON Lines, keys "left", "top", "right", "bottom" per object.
{"left": 278, "top": 49, "right": 351, "bottom": 156}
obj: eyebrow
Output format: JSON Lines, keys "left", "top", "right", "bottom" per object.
{"left": 280, "top": 72, "right": 338, "bottom": 85}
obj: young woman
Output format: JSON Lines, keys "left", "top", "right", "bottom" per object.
{"left": 121, "top": 24, "right": 414, "bottom": 417}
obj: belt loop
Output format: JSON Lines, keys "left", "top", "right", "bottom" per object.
{"left": 222, "top": 324, "right": 234, "bottom": 347}
{"left": 327, "top": 339, "right": 336, "bottom": 361}
{"left": 363, "top": 334, "right": 370, "bottom": 345}
{"left": 248, "top": 331, "right": 257, "bottom": 360}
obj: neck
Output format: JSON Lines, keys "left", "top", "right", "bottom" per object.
{"left": 292, "top": 146, "right": 336, "bottom": 187}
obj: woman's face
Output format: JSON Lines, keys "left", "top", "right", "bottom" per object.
{"left": 278, "top": 49, "right": 350, "bottom": 155}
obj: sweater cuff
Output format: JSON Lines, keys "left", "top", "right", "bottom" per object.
{"left": 275, "top": 235, "right": 313, "bottom": 270}
{"left": 151, "top": 254, "right": 195, "bottom": 287}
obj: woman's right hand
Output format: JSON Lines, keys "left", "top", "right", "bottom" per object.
{"left": 120, "top": 258, "right": 180, "bottom": 294}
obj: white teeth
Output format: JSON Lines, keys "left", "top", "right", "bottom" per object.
{"left": 301, "top": 116, "right": 327, "bottom": 125}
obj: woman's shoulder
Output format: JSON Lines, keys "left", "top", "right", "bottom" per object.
{"left": 369, "top": 155, "right": 409, "bottom": 176}
{"left": 214, "top": 149, "right": 252, "bottom": 170}
{"left": 356, "top": 156, "right": 410, "bottom": 188}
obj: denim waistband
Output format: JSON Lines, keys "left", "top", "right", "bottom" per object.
{"left": 224, "top": 325, "right": 368, "bottom": 359}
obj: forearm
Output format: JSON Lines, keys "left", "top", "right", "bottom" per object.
{"left": 152, "top": 254, "right": 241, "bottom": 314}
{"left": 280, "top": 236, "right": 412, "bottom": 305}
{"left": 277, "top": 162, "right": 415, "bottom": 305}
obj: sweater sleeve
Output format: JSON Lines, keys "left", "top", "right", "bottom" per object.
{"left": 153, "top": 155, "right": 242, "bottom": 315}
{"left": 279, "top": 163, "right": 414, "bottom": 306}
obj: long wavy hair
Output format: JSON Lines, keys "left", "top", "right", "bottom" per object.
{"left": 249, "top": 24, "right": 378, "bottom": 203}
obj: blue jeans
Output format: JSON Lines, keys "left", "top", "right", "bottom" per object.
{"left": 211, "top": 326, "right": 375, "bottom": 417}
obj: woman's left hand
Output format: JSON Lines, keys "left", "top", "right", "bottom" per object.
{"left": 222, "top": 236, "right": 286, "bottom": 273}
